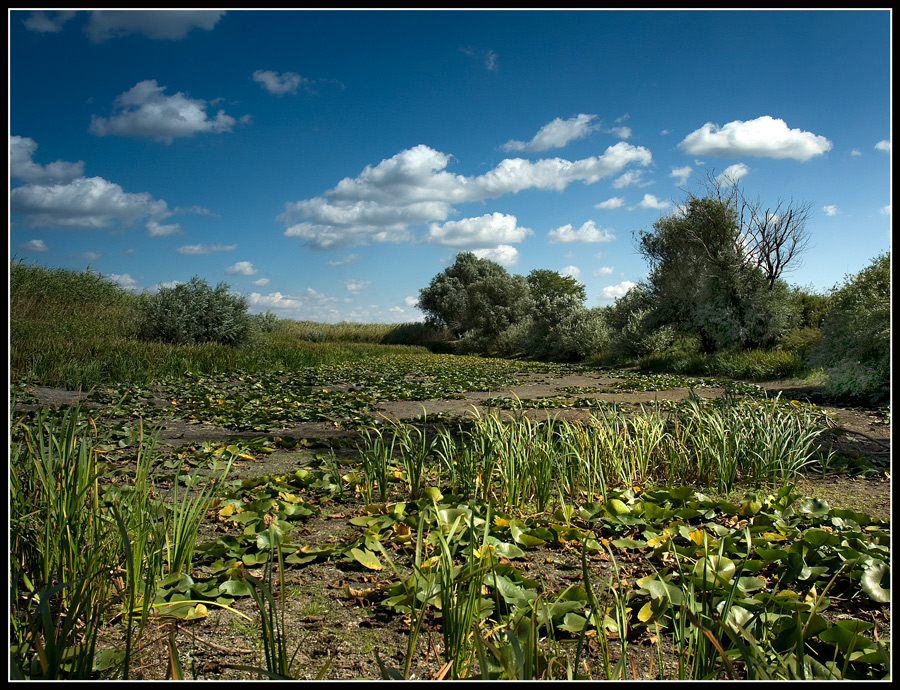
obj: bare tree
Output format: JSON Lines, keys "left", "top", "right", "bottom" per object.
{"left": 702, "top": 171, "right": 813, "bottom": 289}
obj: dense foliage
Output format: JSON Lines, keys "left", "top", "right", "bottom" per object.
{"left": 137, "top": 276, "right": 255, "bottom": 347}
{"left": 812, "top": 252, "right": 891, "bottom": 401}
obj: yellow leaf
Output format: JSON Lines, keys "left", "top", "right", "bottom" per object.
{"left": 646, "top": 533, "right": 671, "bottom": 548}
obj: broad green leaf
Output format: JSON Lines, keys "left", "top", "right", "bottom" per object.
{"left": 350, "top": 547, "right": 384, "bottom": 571}
{"left": 219, "top": 579, "right": 252, "bottom": 597}
{"left": 637, "top": 597, "right": 669, "bottom": 624}
{"left": 860, "top": 562, "right": 890, "bottom": 603}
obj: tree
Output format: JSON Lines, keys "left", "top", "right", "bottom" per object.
{"left": 418, "top": 252, "right": 532, "bottom": 351}
{"left": 637, "top": 194, "right": 798, "bottom": 354}
{"left": 705, "top": 172, "right": 812, "bottom": 289}
{"left": 525, "top": 269, "right": 587, "bottom": 303}
{"left": 811, "top": 252, "right": 890, "bottom": 401}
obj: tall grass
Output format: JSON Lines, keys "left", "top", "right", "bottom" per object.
{"left": 10, "top": 261, "right": 436, "bottom": 389}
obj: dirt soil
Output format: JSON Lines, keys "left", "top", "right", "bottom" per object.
{"left": 22, "top": 372, "right": 891, "bottom": 680}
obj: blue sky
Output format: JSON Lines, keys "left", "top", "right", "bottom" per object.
{"left": 9, "top": 9, "right": 892, "bottom": 323}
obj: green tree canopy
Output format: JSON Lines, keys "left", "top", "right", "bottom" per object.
{"left": 525, "top": 269, "right": 587, "bottom": 304}
{"left": 637, "top": 195, "right": 798, "bottom": 353}
{"left": 418, "top": 252, "right": 532, "bottom": 350}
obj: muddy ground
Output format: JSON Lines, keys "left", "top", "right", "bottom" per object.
{"left": 21, "top": 371, "right": 891, "bottom": 680}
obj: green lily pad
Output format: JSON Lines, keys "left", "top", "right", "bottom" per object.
{"left": 860, "top": 562, "right": 890, "bottom": 603}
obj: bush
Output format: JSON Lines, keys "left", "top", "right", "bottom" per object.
{"left": 811, "top": 252, "right": 891, "bottom": 402}
{"left": 138, "top": 276, "right": 254, "bottom": 347}
{"left": 518, "top": 295, "right": 609, "bottom": 362}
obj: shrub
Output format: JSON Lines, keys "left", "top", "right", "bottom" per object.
{"left": 137, "top": 276, "right": 254, "bottom": 347}
{"left": 518, "top": 295, "right": 609, "bottom": 361}
{"left": 811, "top": 252, "right": 891, "bottom": 402}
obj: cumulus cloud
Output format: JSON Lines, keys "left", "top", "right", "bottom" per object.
{"left": 472, "top": 245, "right": 520, "bottom": 266}
{"left": 560, "top": 265, "right": 580, "bottom": 279}
{"left": 251, "top": 277, "right": 270, "bottom": 287}
{"left": 822, "top": 205, "right": 840, "bottom": 216}
{"left": 425, "top": 213, "right": 532, "bottom": 248}
{"left": 612, "top": 169, "right": 648, "bottom": 189}
{"left": 280, "top": 142, "right": 651, "bottom": 250}
{"left": 146, "top": 220, "right": 182, "bottom": 237}
{"left": 716, "top": 163, "right": 750, "bottom": 185}
{"left": 252, "top": 70, "right": 309, "bottom": 96}
{"left": 503, "top": 114, "right": 598, "bottom": 152}
{"left": 601, "top": 281, "right": 636, "bottom": 300}
{"left": 634, "top": 194, "right": 672, "bottom": 210}
{"left": 670, "top": 165, "right": 692, "bottom": 186}
{"left": 593, "top": 266, "right": 614, "bottom": 277}
{"left": 680, "top": 116, "right": 832, "bottom": 161}
{"left": 875, "top": 139, "right": 891, "bottom": 153}
{"left": 20, "top": 239, "right": 48, "bottom": 252}
{"left": 595, "top": 197, "right": 625, "bottom": 210}
{"left": 548, "top": 220, "right": 615, "bottom": 243}
{"left": 404, "top": 295, "right": 419, "bottom": 307}
{"left": 89, "top": 80, "right": 244, "bottom": 144}
{"left": 607, "top": 126, "right": 631, "bottom": 140}
{"left": 22, "top": 10, "right": 76, "bottom": 33}
{"left": 85, "top": 10, "right": 225, "bottom": 43}
{"left": 11, "top": 174, "right": 172, "bottom": 229}
{"left": 225, "top": 261, "right": 258, "bottom": 275}
{"left": 105, "top": 272, "right": 139, "bottom": 290}
{"left": 247, "top": 288, "right": 342, "bottom": 322}
{"left": 177, "top": 243, "right": 236, "bottom": 254}
{"left": 10, "top": 136, "right": 84, "bottom": 184}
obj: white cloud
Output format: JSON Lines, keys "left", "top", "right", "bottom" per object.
{"left": 875, "top": 139, "right": 891, "bottom": 153}
{"left": 10, "top": 136, "right": 84, "bottom": 184}
{"left": 22, "top": 10, "right": 77, "bottom": 33}
{"left": 634, "top": 194, "right": 672, "bottom": 210}
{"left": 177, "top": 243, "right": 236, "bottom": 254}
{"left": 146, "top": 220, "right": 182, "bottom": 237}
{"left": 608, "top": 126, "right": 631, "bottom": 140}
{"left": 404, "top": 295, "right": 419, "bottom": 307}
{"left": 11, "top": 174, "right": 172, "bottom": 229}
{"left": 251, "top": 277, "right": 270, "bottom": 287}
{"left": 679, "top": 116, "right": 832, "bottom": 161}
{"left": 471, "top": 245, "right": 520, "bottom": 266}
{"left": 484, "top": 50, "right": 499, "bottom": 72}
{"left": 881, "top": 205, "right": 891, "bottom": 215}
{"left": 105, "top": 272, "right": 138, "bottom": 290}
{"left": 593, "top": 266, "right": 614, "bottom": 276}
{"left": 716, "top": 163, "right": 750, "bottom": 185}
{"left": 226, "top": 261, "right": 258, "bottom": 275}
{"left": 595, "top": 197, "right": 625, "bottom": 210}
{"left": 20, "top": 239, "right": 48, "bottom": 252}
{"left": 343, "top": 279, "right": 371, "bottom": 293}
{"left": 85, "top": 10, "right": 225, "bottom": 43}
{"left": 425, "top": 213, "right": 532, "bottom": 248}
{"left": 612, "top": 169, "right": 648, "bottom": 189}
{"left": 851, "top": 148, "right": 862, "bottom": 157}
{"left": 281, "top": 142, "right": 651, "bottom": 250}
{"left": 72, "top": 251, "right": 102, "bottom": 261}
{"left": 503, "top": 114, "right": 598, "bottom": 152}
{"left": 247, "top": 288, "right": 342, "bottom": 322}
{"left": 601, "top": 281, "right": 636, "bottom": 300}
{"left": 670, "top": 165, "right": 692, "bottom": 186}
{"left": 548, "top": 220, "right": 615, "bottom": 243}
{"left": 822, "top": 204, "right": 840, "bottom": 216}
{"left": 560, "top": 265, "right": 580, "bottom": 279}
{"left": 89, "top": 80, "right": 243, "bottom": 144}
{"left": 252, "top": 70, "right": 309, "bottom": 96}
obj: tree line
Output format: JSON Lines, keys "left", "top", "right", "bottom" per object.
{"left": 417, "top": 182, "right": 890, "bottom": 402}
